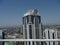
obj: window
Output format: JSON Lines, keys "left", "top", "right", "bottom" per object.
{"left": 29, "top": 25, "right": 32, "bottom": 39}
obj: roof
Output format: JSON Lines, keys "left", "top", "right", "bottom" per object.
{"left": 24, "top": 9, "right": 40, "bottom": 16}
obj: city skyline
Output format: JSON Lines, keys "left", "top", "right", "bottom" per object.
{"left": 0, "top": 0, "right": 60, "bottom": 27}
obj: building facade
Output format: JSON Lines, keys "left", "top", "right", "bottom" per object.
{"left": 0, "top": 30, "right": 4, "bottom": 45}
{"left": 43, "top": 28, "right": 58, "bottom": 45}
{"left": 22, "top": 9, "right": 42, "bottom": 45}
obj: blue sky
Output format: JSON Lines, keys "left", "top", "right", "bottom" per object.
{"left": 0, "top": 0, "right": 60, "bottom": 27}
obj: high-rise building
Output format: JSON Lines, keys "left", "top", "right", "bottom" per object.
{"left": 43, "top": 28, "right": 58, "bottom": 45}
{"left": 0, "top": 30, "right": 5, "bottom": 45}
{"left": 0, "top": 30, "right": 3, "bottom": 45}
{"left": 22, "top": 9, "right": 42, "bottom": 45}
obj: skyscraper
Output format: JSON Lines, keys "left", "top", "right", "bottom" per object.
{"left": 23, "top": 9, "right": 42, "bottom": 45}
{"left": 43, "top": 28, "right": 58, "bottom": 45}
{"left": 0, "top": 30, "right": 4, "bottom": 45}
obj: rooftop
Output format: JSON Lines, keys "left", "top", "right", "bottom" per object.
{"left": 24, "top": 9, "right": 40, "bottom": 16}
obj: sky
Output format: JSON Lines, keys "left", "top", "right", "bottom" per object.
{"left": 0, "top": 0, "right": 60, "bottom": 27}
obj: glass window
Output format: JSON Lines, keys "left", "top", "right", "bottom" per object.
{"left": 36, "top": 29, "right": 39, "bottom": 39}
{"left": 53, "top": 33, "right": 54, "bottom": 39}
{"left": 48, "top": 30, "right": 50, "bottom": 39}
{"left": 31, "top": 16, "right": 34, "bottom": 24}
{"left": 29, "top": 25, "right": 32, "bottom": 39}
{"left": 25, "top": 29, "right": 27, "bottom": 39}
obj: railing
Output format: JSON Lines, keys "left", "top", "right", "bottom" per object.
{"left": 0, "top": 39, "right": 59, "bottom": 45}
{"left": 0, "top": 39, "right": 60, "bottom": 41}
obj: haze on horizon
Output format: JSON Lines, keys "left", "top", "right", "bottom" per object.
{"left": 0, "top": 0, "right": 60, "bottom": 27}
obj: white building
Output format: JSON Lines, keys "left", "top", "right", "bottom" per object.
{"left": 43, "top": 28, "right": 58, "bottom": 45}
{"left": 23, "top": 9, "right": 42, "bottom": 45}
{"left": 0, "top": 30, "right": 4, "bottom": 45}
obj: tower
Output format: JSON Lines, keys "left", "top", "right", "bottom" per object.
{"left": 43, "top": 28, "right": 58, "bottom": 45}
{"left": 22, "top": 9, "right": 42, "bottom": 45}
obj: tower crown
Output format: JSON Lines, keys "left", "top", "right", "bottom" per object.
{"left": 24, "top": 9, "right": 40, "bottom": 16}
